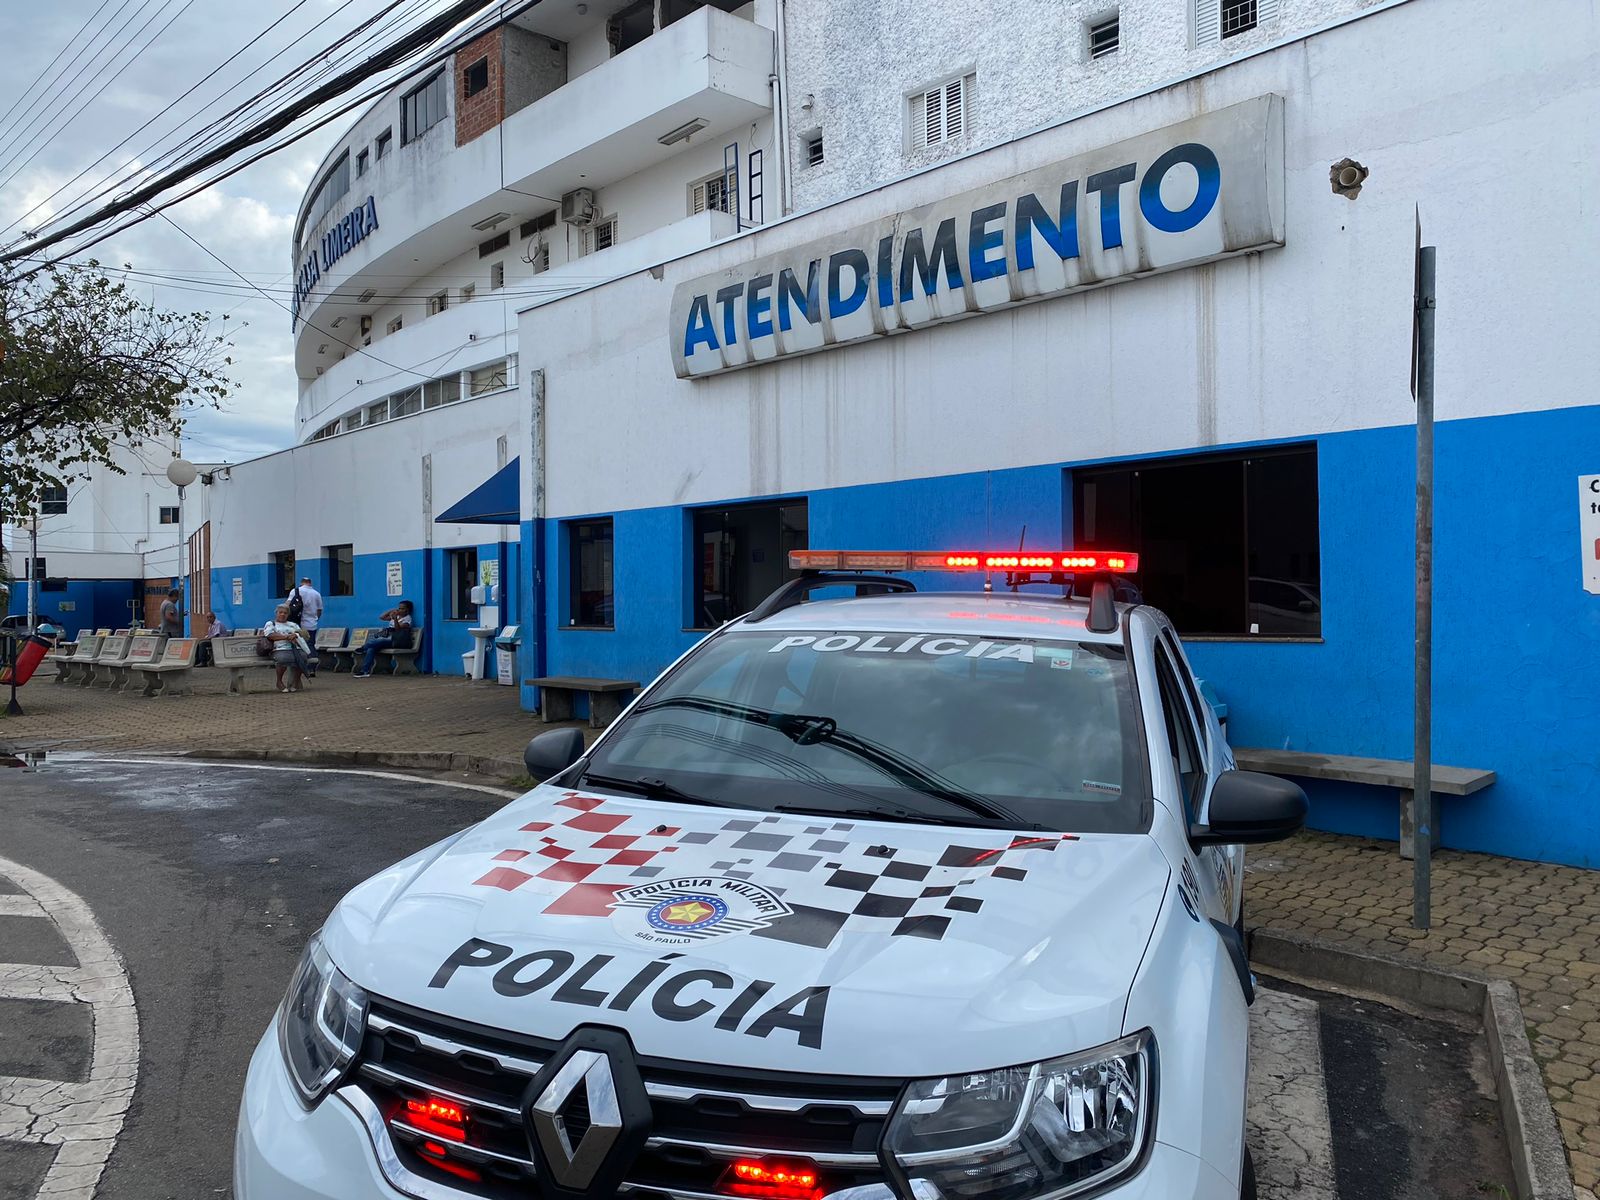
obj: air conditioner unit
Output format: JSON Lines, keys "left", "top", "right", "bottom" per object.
{"left": 359, "top": 315, "right": 373, "bottom": 335}
{"left": 561, "top": 188, "right": 597, "bottom": 227}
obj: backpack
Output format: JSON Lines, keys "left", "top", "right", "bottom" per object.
{"left": 288, "top": 589, "right": 304, "bottom": 622}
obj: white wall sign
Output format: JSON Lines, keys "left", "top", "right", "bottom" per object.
{"left": 480, "top": 560, "right": 499, "bottom": 588}
{"left": 387, "top": 561, "right": 404, "bottom": 597}
{"left": 1582, "top": 475, "right": 1600, "bottom": 594}
{"left": 231, "top": 578, "right": 243, "bottom": 604}
{"left": 670, "top": 95, "right": 1285, "bottom": 378}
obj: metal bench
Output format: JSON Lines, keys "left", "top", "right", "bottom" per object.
{"left": 329, "top": 628, "right": 377, "bottom": 673}
{"left": 53, "top": 635, "right": 104, "bottom": 684}
{"left": 217, "top": 635, "right": 277, "bottom": 695}
{"left": 531, "top": 676, "right": 641, "bottom": 729}
{"left": 379, "top": 626, "right": 424, "bottom": 675}
{"left": 1232, "top": 748, "right": 1496, "bottom": 859}
{"left": 111, "top": 636, "right": 167, "bottom": 693}
{"left": 135, "top": 637, "right": 199, "bottom": 698}
{"left": 82, "top": 634, "right": 132, "bottom": 688}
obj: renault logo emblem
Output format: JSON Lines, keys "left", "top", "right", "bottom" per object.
{"left": 523, "top": 1028, "right": 651, "bottom": 1199}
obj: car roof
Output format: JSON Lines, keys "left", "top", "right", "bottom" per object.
{"left": 728, "top": 590, "right": 1131, "bottom": 644}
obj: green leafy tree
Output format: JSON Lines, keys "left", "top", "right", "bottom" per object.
{"left": 0, "top": 261, "right": 233, "bottom": 523}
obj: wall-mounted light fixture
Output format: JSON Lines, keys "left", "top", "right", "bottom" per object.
{"left": 658, "top": 117, "right": 708, "bottom": 146}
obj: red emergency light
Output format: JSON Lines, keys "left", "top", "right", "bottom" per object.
{"left": 722, "top": 1158, "right": 822, "bottom": 1200}
{"left": 403, "top": 1096, "right": 469, "bottom": 1143}
{"left": 788, "top": 550, "right": 1138, "bottom": 573}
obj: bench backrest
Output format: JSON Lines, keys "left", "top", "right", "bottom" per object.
{"left": 387, "top": 626, "right": 424, "bottom": 651}
{"left": 126, "top": 635, "right": 166, "bottom": 664}
{"left": 157, "top": 638, "right": 197, "bottom": 667}
{"left": 314, "top": 627, "right": 348, "bottom": 650}
{"left": 95, "top": 627, "right": 113, "bottom": 637}
{"left": 71, "top": 635, "right": 105, "bottom": 661}
{"left": 94, "top": 635, "right": 131, "bottom": 663}
{"left": 348, "top": 628, "right": 375, "bottom": 650}
{"left": 216, "top": 635, "right": 266, "bottom": 665}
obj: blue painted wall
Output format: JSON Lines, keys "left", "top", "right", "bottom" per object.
{"left": 6, "top": 579, "right": 142, "bottom": 635}
{"left": 533, "top": 406, "right": 1600, "bottom": 869}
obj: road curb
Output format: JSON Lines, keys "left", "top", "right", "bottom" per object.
{"left": 168, "top": 746, "right": 529, "bottom": 781}
{"left": 1249, "top": 928, "right": 1574, "bottom": 1200}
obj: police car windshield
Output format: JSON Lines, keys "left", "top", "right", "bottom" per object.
{"left": 586, "top": 629, "right": 1146, "bottom": 833}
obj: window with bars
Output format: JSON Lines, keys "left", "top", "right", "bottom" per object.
{"left": 489, "top": 261, "right": 505, "bottom": 290}
{"left": 911, "top": 73, "right": 974, "bottom": 151}
{"left": 390, "top": 387, "right": 422, "bottom": 418}
{"left": 689, "top": 173, "right": 731, "bottom": 215}
{"left": 1197, "top": 0, "right": 1277, "bottom": 44}
{"left": 1221, "top": 0, "right": 1256, "bottom": 36}
{"left": 1088, "top": 11, "right": 1120, "bottom": 57}
{"left": 401, "top": 71, "right": 447, "bottom": 144}
{"left": 520, "top": 210, "right": 556, "bottom": 239}
{"left": 587, "top": 218, "right": 617, "bottom": 254}
{"left": 803, "top": 132, "right": 824, "bottom": 167}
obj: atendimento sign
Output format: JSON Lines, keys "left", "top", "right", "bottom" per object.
{"left": 670, "top": 95, "right": 1284, "bottom": 379}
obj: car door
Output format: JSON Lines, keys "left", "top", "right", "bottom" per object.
{"left": 1152, "top": 637, "right": 1236, "bottom": 926}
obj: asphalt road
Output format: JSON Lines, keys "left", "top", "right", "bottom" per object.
{"left": 0, "top": 754, "right": 1515, "bottom": 1200}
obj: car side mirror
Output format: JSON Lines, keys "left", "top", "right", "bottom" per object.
{"left": 524, "top": 728, "right": 586, "bottom": 782}
{"left": 1190, "top": 769, "right": 1307, "bottom": 846}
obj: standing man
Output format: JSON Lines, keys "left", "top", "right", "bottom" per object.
{"left": 159, "top": 588, "right": 183, "bottom": 637}
{"left": 288, "top": 576, "right": 324, "bottom": 676}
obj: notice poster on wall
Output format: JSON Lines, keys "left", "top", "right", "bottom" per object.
{"left": 480, "top": 560, "right": 499, "bottom": 588}
{"left": 231, "top": 578, "right": 243, "bottom": 605}
{"left": 386, "top": 562, "right": 404, "bottom": 597}
{"left": 1582, "top": 475, "right": 1600, "bottom": 594}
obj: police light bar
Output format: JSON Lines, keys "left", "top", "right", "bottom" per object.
{"left": 788, "top": 550, "right": 1138, "bottom": 573}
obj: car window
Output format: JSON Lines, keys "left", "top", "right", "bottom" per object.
{"left": 585, "top": 628, "right": 1148, "bottom": 833}
{"left": 1154, "top": 645, "right": 1205, "bottom": 824}
{"left": 1161, "top": 630, "right": 1210, "bottom": 757}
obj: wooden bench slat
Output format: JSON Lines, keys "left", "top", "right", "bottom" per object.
{"left": 1233, "top": 748, "right": 1495, "bottom": 795}
{"left": 531, "top": 676, "right": 641, "bottom": 692}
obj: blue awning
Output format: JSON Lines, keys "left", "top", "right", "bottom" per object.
{"left": 435, "top": 457, "right": 520, "bottom": 524}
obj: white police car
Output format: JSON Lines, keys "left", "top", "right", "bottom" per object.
{"left": 236, "top": 549, "right": 1306, "bottom": 1200}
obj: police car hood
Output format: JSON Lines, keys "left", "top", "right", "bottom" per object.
{"left": 325, "top": 783, "right": 1169, "bottom": 1077}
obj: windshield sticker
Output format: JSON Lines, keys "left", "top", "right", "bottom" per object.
{"left": 1040, "top": 648, "right": 1075, "bottom": 670}
{"left": 768, "top": 634, "right": 1036, "bottom": 662}
{"left": 428, "top": 938, "right": 831, "bottom": 1049}
{"left": 611, "top": 877, "right": 792, "bottom": 946}
{"left": 469, "top": 794, "right": 1076, "bottom": 958}
{"left": 1081, "top": 779, "right": 1122, "bottom": 795}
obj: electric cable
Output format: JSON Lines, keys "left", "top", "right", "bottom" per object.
{"left": 0, "top": 0, "right": 131, "bottom": 155}
{"left": 0, "top": 0, "right": 123, "bottom": 138}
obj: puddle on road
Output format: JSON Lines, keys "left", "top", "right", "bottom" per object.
{"left": 0, "top": 749, "right": 47, "bottom": 770}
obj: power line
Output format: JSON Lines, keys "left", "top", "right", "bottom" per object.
{"left": 0, "top": 0, "right": 131, "bottom": 154}
{"left": 0, "top": 0, "right": 123, "bottom": 137}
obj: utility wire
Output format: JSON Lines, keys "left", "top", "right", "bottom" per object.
{"left": 0, "top": 0, "right": 122, "bottom": 137}
{"left": 0, "top": 0, "right": 130, "bottom": 154}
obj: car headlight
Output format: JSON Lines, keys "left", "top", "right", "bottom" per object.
{"left": 277, "top": 933, "right": 368, "bottom": 1107}
{"left": 882, "top": 1031, "right": 1154, "bottom": 1200}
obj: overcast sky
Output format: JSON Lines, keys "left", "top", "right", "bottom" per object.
{"left": 0, "top": 0, "right": 442, "bottom": 463}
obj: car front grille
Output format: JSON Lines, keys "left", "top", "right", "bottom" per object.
{"left": 343, "top": 999, "right": 902, "bottom": 1199}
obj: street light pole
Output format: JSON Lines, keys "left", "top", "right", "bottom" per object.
{"left": 165, "top": 458, "right": 198, "bottom": 635}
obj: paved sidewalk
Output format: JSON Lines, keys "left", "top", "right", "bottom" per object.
{"left": 1249, "top": 832, "right": 1599, "bottom": 1198}
{"left": 0, "top": 666, "right": 547, "bottom": 774}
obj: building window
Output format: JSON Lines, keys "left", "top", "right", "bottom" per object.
{"left": 567, "top": 519, "right": 614, "bottom": 628}
{"left": 375, "top": 127, "right": 392, "bottom": 159}
{"left": 489, "top": 261, "right": 505, "bottom": 290}
{"left": 1221, "top": 0, "right": 1256, "bottom": 37}
{"left": 325, "top": 544, "right": 354, "bottom": 596}
{"left": 356, "top": 148, "right": 369, "bottom": 177}
{"left": 1198, "top": 0, "right": 1276, "bottom": 43}
{"left": 271, "top": 551, "right": 296, "bottom": 597}
{"left": 527, "top": 240, "right": 550, "bottom": 274}
{"left": 390, "top": 387, "right": 422, "bottom": 418}
{"left": 427, "top": 290, "right": 448, "bottom": 316}
{"left": 911, "top": 73, "right": 973, "bottom": 151}
{"left": 423, "top": 378, "right": 456, "bottom": 409}
{"left": 803, "top": 131, "right": 824, "bottom": 167}
{"left": 386, "top": 315, "right": 403, "bottom": 334}
{"left": 341, "top": 411, "right": 364, "bottom": 433}
{"left": 311, "top": 422, "right": 338, "bottom": 441}
{"left": 690, "top": 172, "right": 731, "bottom": 215}
{"left": 366, "top": 399, "right": 389, "bottom": 424}
{"left": 470, "top": 360, "right": 510, "bottom": 395}
{"left": 461, "top": 283, "right": 476, "bottom": 303}
{"left": 691, "top": 500, "right": 808, "bottom": 629}
{"left": 586, "top": 218, "right": 617, "bottom": 254}
{"left": 447, "top": 547, "right": 479, "bottom": 620}
{"left": 1073, "top": 445, "right": 1321, "bottom": 638}
{"left": 158, "top": 506, "right": 180, "bottom": 525}
{"left": 39, "top": 485, "right": 68, "bottom": 515}
{"left": 402, "top": 71, "right": 448, "bottom": 144}
{"left": 520, "top": 211, "right": 556, "bottom": 239}
{"left": 463, "top": 56, "right": 490, "bottom": 97}
{"left": 1088, "top": 10, "right": 1120, "bottom": 57}
{"left": 478, "top": 231, "right": 510, "bottom": 258}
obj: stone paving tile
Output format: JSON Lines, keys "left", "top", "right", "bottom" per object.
{"left": 0, "top": 666, "right": 556, "bottom": 771}
{"left": 1248, "top": 831, "right": 1600, "bottom": 1198}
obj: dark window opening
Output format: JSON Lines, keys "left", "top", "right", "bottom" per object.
{"left": 356, "top": 148, "right": 369, "bottom": 177}
{"left": 375, "top": 128, "right": 392, "bottom": 159}
{"left": 692, "top": 500, "right": 808, "bottom": 629}
{"left": 478, "top": 231, "right": 510, "bottom": 257}
{"left": 568, "top": 519, "right": 615, "bottom": 628}
{"left": 1074, "top": 445, "right": 1320, "bottom": 637}
{"left": 270, "top": 551, "right": 296, "bottom": 598}
{"left": 159, "top": 506, "right": 179, "bottom": 525}
{"left": 661, "top": 0, "right": 746, "bottom": 23}
{"left": 520, "top": 211, "right": 557, "bottom": 238}
{"left": 463, "top": 56, "right": 490, "bottom": 97}
{"left": 803, "top": 132, "right": 824, "bottom": 167}
{"left": 1089, "top": 12, "right": 1120, "bottom": 57}
{"left": 402, "top": 71, "right": 447, "bottom": 144}
{"left": 327, "top": 544, "right": 354, "bottom": 596}
{"left": 39, "top": 486, "right": 68, "bottom": 515}
{"left": 1221, "top": 0, "right": 1256, "bottom": 37}
{"left": 448, "top": 548, "right": 478, "bottom": 621}
{"left": 607, "top": 0, "right": 654, "bottom": 53}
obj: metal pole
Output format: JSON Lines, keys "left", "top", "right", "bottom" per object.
{"left": 1413, "top": 245, "right": 1437, "bottom": 930}
{"left": 27, "top": 512, "right": 37, "bottom": 631}
{"left": 176, "top": 483, "right": 187, "bottom": 635}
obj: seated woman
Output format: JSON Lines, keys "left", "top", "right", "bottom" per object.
{"left": 353, "top": 600, "right": 415, "bottom": 678}
{"left": 262, "top": 604, "right": 312, "bottom": 693}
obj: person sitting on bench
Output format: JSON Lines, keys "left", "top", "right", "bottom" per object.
{"left": 354, "top": 600, "right": 415, "bottom": 677}
{"left": 263, "top": 604, "right": 312, "bottom": 693}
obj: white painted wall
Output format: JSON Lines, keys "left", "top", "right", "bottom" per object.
{"left": 519, "top": 0, "right": 1600, "bottom": 518}
{"left": 781, "top": 0, "right": 1393, "bottom": 211}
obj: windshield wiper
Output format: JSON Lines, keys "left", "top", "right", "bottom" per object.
{"left": 577, "top": 772, "right": 721, "bottom": 808}
{"left": 632, "top": 695, "right": 1033, "bottom": 828}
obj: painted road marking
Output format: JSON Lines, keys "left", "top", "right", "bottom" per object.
{"left": 1249, "top": 987, "right": 1338, "bottom": 1200}
{"left": 0, "top": 894, "right": 45, "bottom": 917}
{"left": 0, "top": 854, "right": 139, "bottom": 1198}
